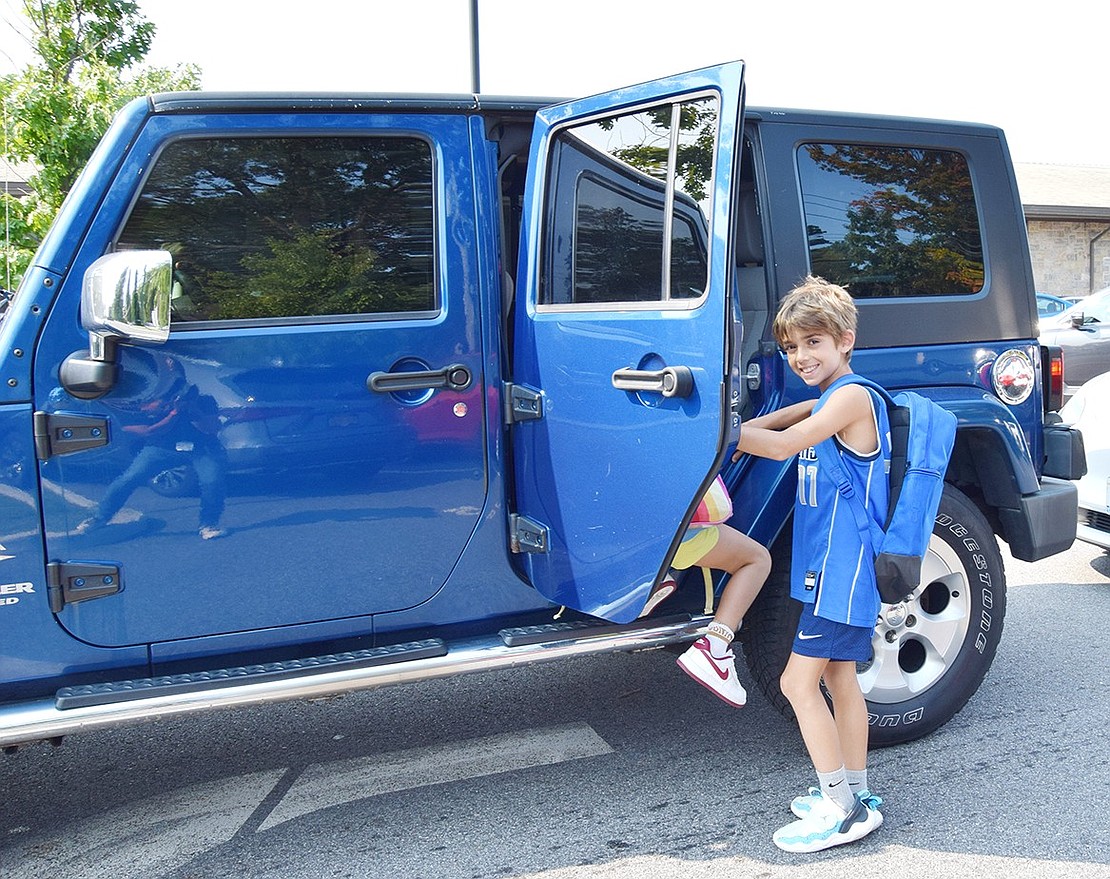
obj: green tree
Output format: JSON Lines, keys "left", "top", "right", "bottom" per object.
{"left": 1, "top": 0, "right": 200, "bottom": 291}
{"left": 604, "top": 100, "right": 717, "bottom": 203}
{"left": 114, "top": 136, "right": 437, "bottom": 321}
{"left": 803, "top": 144, "right": 984, "bottom": 297}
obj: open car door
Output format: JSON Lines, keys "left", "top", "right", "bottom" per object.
{"left": 511, "top": 62, "right": 745, "bottom": 622}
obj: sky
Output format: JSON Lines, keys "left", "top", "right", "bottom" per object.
{"left": 1, "top": 0, "right": 1107, "bottom": 167}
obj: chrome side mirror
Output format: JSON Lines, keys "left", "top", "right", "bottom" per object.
{"left": 60, "top": 251, "right": 173, "bottom": 399}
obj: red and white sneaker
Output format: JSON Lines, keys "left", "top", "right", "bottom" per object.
{"left": 638, "top": 572, "right": 677, "bottom": 618}
{"left": 676, "top": 636, "right": 747, "bottom": 707}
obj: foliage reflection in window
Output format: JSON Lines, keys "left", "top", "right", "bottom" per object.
{"left": 541, "top": 98, "right": 716, "bottom": 306}
{"left": 117, "top": 136, "right": 435, "bottom": 322}
{"left": 798, "top": 144, "right": 984, "bottom": 298}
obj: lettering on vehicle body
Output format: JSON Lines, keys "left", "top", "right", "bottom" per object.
{"left": 0, "top": 582, "right": 34, "bottom": 607}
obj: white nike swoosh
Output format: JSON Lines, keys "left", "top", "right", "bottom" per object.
{"left": 797, "top": 632, "right": 822, "bottom": 640}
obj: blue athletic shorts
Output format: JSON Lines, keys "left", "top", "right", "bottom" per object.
{"left": 792, "top": 601, "right": 874, "bottom": 662}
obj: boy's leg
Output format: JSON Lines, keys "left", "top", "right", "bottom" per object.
{"left": 822, "top": 660, "right": 870, "bottom": 789}
{"left": 787, "top": 658, "right": 876, "bottom": 816}
{"left": 774, "top": 627, "right": 882, "bottom": 852}
{"left": 779, "top": 652, "right": 839, "bottom": 768}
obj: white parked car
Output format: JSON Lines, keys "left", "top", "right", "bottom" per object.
{"left": 1060, "top": 371, "right": 1110, "bottom": 550}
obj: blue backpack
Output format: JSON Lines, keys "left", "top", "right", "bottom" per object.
{"left": 816, "top": 375, "right": 958, "bottom": 604}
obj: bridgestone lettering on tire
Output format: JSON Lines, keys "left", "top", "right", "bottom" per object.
{"left": 740, "top": 484, "right": 1006, "bottom": 747}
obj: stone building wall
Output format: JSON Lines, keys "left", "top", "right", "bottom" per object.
{"left": 1027, "top": 219, "right": 1110, "bottom": 298}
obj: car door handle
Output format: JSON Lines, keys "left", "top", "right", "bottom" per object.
{"left": 367, "top": 363, "right": 473, "bottom": 393}
{"left": 611, "top": 366, "right": 694, "bottom": 398}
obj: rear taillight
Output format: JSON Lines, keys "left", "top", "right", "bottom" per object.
{"left": 1041, "top": 344, "right": 1065, "bottom": 412}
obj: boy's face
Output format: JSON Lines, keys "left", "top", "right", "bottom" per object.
{"left": 780, "top": 326, "right": 854, "bottom": 391}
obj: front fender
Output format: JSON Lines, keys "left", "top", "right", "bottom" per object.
{"left": 934, "top": 390, "right": 1076, "bottom": 561}
{"left": 932, "top": 390, "right": 1040, "bottom": 502}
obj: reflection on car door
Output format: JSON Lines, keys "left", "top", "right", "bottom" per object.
{"left": 511, "top": 62, "right": 746, "bottom": 622}
{"left": 35, "top": 112, "right": 488, "bottom": 647}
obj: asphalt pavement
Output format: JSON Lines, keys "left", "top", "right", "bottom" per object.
{"left": 1, "top": 540, "right": 1108, "bottom": 879}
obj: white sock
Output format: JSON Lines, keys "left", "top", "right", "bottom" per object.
{"left": 706, "top": 621, "right": 734, "bottom": 658}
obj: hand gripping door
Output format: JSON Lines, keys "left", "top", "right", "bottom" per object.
{"left": 511, "top": 62, "right": 745, "bottom": 622}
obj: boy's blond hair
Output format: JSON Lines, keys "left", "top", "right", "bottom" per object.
{"left": 772, "top": 275, "right": 858, "bottom": 357}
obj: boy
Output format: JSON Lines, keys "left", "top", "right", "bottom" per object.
{"left": 732, "top": 276, "right": 887, "bottom": 852}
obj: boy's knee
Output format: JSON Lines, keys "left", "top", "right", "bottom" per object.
{"left": 779, "top": 662, "right": 825, "bottom": 710}
{"left": 823, "top": 665, "right": 864, "bottom": 701}
{"left": 779, "top": 666, "right": 803, "bottom": 704}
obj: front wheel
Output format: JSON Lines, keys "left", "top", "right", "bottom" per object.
{"left": 740, "top": 484, "right": 1006, "bottom": 747}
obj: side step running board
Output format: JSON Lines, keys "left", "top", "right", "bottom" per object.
{"left": 55, "top": 640, "right": 448, "bottom": 710}
{"left": 1, "top": 615, "right": 708, "bottom": 749}
{"left": 499, "top": 613, "right": 691, "bottom": 647}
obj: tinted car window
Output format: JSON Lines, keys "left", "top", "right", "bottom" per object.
{"left": 117, "top": 136, "right": 436, "bottom": 323}
{"left": 541, "top": 98, "right": 715, "bottom": 306}
{"left": 798, "top": 143, "right": 984, "bottom": 299}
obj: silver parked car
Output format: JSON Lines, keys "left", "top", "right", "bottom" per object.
{"left": 1039, "top": 286, "right": 1110, "bottom": 398}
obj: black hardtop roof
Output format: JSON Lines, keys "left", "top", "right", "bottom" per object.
{"left": 148, "top": 91, "right": 1003, "bottom": 136}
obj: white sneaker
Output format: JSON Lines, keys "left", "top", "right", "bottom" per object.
{"left": 791, "top": 787, "right": 883, "bottom": 819}
{"left": 675, "top": 636, "right": 746, "bottom": 707}
{"left": 774, "top": 794, "right": 882, "bottom": 853}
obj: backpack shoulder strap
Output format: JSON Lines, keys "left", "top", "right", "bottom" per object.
{"left": 814, "top": 374, "right": 890, "bottom": 550}
{"left": 818, "top": 372, "right": 895, "bottom": 409}
{"left": 815, "top": 434, "right": 886, "bottom": 552}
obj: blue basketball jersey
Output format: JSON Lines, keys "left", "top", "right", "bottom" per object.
{"left": 790, "top": 377, "right": 892, "bottom": 628}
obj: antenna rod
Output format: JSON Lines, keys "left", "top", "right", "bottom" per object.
{"left": 469, "top": 0, "right": 480, "bottom": 94}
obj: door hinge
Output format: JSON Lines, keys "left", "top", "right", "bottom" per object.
{"left": 503, "top": 383, "right": 544, "bottom": 424}
{"left": 509, "top": 514, "right": 549, "bottom": 554}
{"left": 47, "top": 562, "right": 122, "bottom": 613}
{"left": 34, "top": 412, "right": 109, "bottom": 461}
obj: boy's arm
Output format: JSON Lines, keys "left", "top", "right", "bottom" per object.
{"left": 732, "top": 385, "right": 874, "bottom": 462}
{"left": 743, "top": 399, "right": 816, "bottom": 431}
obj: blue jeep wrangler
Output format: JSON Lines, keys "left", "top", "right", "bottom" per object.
{"left": 0, "top": 62, "right": 1084, "bottom": 751}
